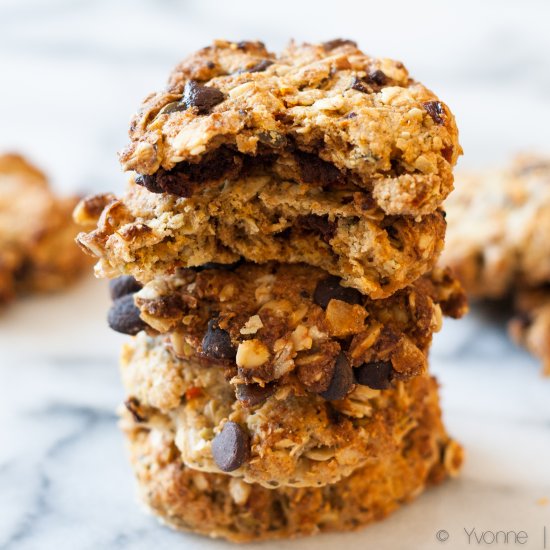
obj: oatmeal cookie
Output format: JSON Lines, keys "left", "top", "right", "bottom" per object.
{"left": 125, "top": 263, "right": 466, "bottom": 395}
{"left": 123, "top": 372, "right": 462, "bottom": 541}
{"left": 0, "top": 153, "right": 89, "bottom": 304}
{"left": 441, "top": 155, "right": 550, "bottom": 298}
{"left": 75, "top": 175, "right": 446, "bottom": 298}
{"left": 120, "top": 39, "right": 461, "bottom": 217}
{"left": 120, "top": 332, "right": 461, "bottom": 489}
{"left": 509, "top": 286, "right": 550, "bottom": 375}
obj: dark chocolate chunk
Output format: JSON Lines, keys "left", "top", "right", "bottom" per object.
{"left": 182, "top": 80, "right": 225, "bottom": 114}
{"left": 235, "top": 383, "right": 274, "bottom": 407}
{"left": 296, "top": 152, "right": 344, "bottom": 187}
{"left": 109, "top": 275, "right": 142, "bottom": 300}
{"left": 354, "top": 361, "right": 393, "bottom": 390}
{"left": 313, "top": 275, "right": 362, "bottom": 308}
{"left": 296, "top": 214, "right": 337, "bottom": 244}
{"left": 246, "top": 59, "right": 274, "bottom": 73}
{"left": 322, "top": 39, "right": 357, "bottom": 51}
{"left": 369, "top": 69, "right": 387, "bottom": 86}
{"left": 351, "top": 70, "right": 388, "bottom": 93}
{"left": 320, "top": 353, "right": 354, "bottom": 400}
{"left": 211, "top": 421, "right": 250, "bottom": 472}
{"left": 201, "top": 319, "right": 236, "bottom": 360}
{"left": 107, "top": 294, "right": 147, "bottom": 335}
{"left": 423, "top": 101, "right": 446, "bottom": 125}
{"left": 135, "top": 147, "right": 239, "bottom": 197}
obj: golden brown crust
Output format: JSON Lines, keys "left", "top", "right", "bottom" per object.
{"left": 120, "top": 333, "right": 460, "bottom": 489}
{"left": 441, "top": 155, "right": 550, "bottom": 298}
{"left": 120, "top": 40, "right": 461, "bottom": 217}
{"left": 132, "top": 262, "right": 466, "bottom": 391}
{"left": 123, "top": 372, "right": 462, "bottom": 542}
{"left": 0, "top": 153, "right": 90, "bottom": 305}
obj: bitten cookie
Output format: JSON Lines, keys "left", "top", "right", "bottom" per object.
{"left": 75, "top": 39, "right": 461, "bottom": 298}
{"left": 123, "top": 373, "right": 462, "bottom": 542}
{"left": 120, "top": 39, "right": 460, "bottom": 217}
{"left": 442, "top": 155, "right": 550, "bottom": 298}
{"left": 120, "top": 332, "right": 459, "bottom": 489}
{"left": 126, "top": 262, "right": 466, "bottom": 398}
{"left": 0, "top": 154, "right": 89, "bottom": 305}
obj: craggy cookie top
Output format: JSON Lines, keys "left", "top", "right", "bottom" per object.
{"left": 442, "top": 155, "right": 550, "bottom": 298}
{"left": 120, "top": 39, "right": 461, "bottom": 216}
{"left": 109, "top": 263, "right": 466, "bottom": 402}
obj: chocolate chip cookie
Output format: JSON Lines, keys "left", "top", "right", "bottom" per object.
{"left": 442, "top": 155, "right": 550, "bottom": 298}
{"left": 120, "top": 332, "right": 462, "bottom": 489}
{"left": 127, "top": 263, "right": 466, "bottom": 398}
{"left": 122, "top": 369, "right": 462, "bottom": 541}
{"left": 120, "top": 40, "right": 460, "bottom": 217}
{"left": 75, "top": 175, "right": 446, "bottom": 298}
{"left": 0, "top": 153, "right": 89, "bottom": 305}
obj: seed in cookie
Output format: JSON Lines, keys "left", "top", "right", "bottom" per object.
{"left": 109, "top": 275, "right": 142, "bottom": 300}
{"left": 423, "top": 101, "right": 446, "bottom": 125}
{"left": 355, "top": 361, "right": 393, "bottom": 390}
{"left": 108, "top": 294, "right": 147, "bottom": 335}
{"left": 182, "top": 80, "right": 225, "bottom": 114}
{"left": 202, "top": 319, "right": 236, "bottom": 360}
{"left": 320, "top": 352, "right": 354, "bottom": 401}
{"left": 313, "top": 276, "right": 362, "bottom": 308}
{"left": 235, "top": 383, "right": 274, "bottom": 407}
{"left": 211, "top": 421, "right": 250, "bottom": 472}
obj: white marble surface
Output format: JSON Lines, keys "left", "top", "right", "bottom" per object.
{"left": 1, "top": 1, "right": 550, "bottom": 549}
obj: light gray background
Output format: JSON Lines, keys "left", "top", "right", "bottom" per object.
{"left": 0, "top": 1, "right": 549, "bottom": 549}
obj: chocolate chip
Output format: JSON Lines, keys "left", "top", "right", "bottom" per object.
{"left": 322, "top": 39, "right": 357, "bottom": 51}
{"left": 109, "top": 275, "right": 142, "bottom": 300}
{"left": 351, "top": 70, "right": 388, "bottom": 94}
{"left": 211, "top": 421, "right": 250, "bottom": 472}
{"left": 296, "top": 214, "right": 337, "bottom": 244}
{"left": 182, "top": 80, "right": 225, "bottom": 114}
{"left": 320, "top": 353, "right": 354, "bottom": 400}
{"left": 202, "top": 319, "right": 236, "bottom": 360}
{"left": 423, "top": 101, "right": 446, "bottom": 125}
{"left": 368, "top": 69, "right": 388, "bottom": 86}
{"left": 235, "top": 383, "right": 274, "bottom": 407}
{"left": 313, "top": 276, "right": 362, "bottom": 308}
{"left": 354, "top": 361, "right": 393, "bottom": 390}
{"left": 296, "top": 152, "right": 344, "bottom": 187}
{"left": 246, "top": 59, "right": 273, "bottom": 73}
{"left": 107, "top": 294, "right": 147, "bottom": 335}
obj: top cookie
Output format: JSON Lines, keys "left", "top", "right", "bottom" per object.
{"left": 441, "top": 155, "right": 550, "bottom": 298}
{"left": 119, "top": 39, "right": 461, "bottom": 217}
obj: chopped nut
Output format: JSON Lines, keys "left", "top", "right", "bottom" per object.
{"left": 240, "top": 314, "right": 264, "bottom": 335}
{"left": 236, "top": 339, "right": 271, "bottom": 369}
{"left": 325, "top": 299, "right": 367, "bottom": 337}
{"left": 348, "top": 321, "right": 383, "bottom": 363}
{"left": 295, "top": 341, "right": 341, "bottom": 393}
{"left": 229, "top": 477, "right": 252, "bottom": 505}
{"left": 290, "top": 324, "right": 313, "bottom": 352}
{"left": 219, "top": 283, "right": 235, "bottom": 302}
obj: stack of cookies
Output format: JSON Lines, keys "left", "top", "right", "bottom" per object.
{"left": 75, "top": 39, "right": 467, "bottom": 541}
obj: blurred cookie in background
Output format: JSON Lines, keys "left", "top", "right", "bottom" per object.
{"left": 0, "top": 153, "right": 90, "bottom": 306}
{"left": 441, "top": 154, "right": 550, "bottom": 373}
